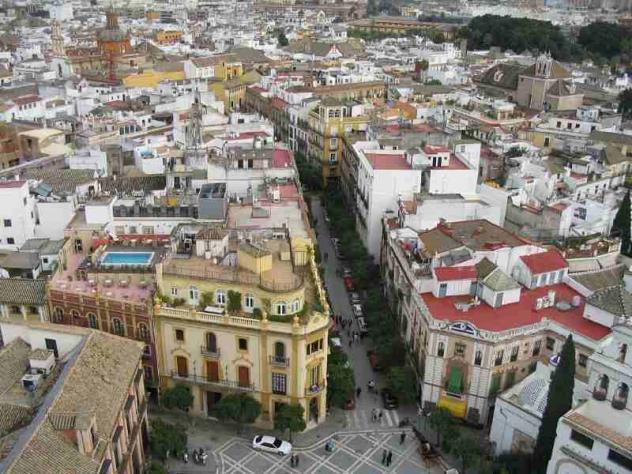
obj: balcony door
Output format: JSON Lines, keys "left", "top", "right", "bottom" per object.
{"left": 207, "top": 361, "right": 219, "bottom": 382}
{"left": 238, "top": 366, "right": 250, "bottom": 388}
{"left": 176, "top": 356, "right": 188, "bottom": 377}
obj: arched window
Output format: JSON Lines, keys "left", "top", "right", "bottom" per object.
{"left": 216, "top": 290, "right": 226, "bottom": 306}
{"left": 205, "top": 332, "right": 217, "bottom": 353}
{"left": 619, "top": 344, "right": 628, "bottom": 363}
{"left": 594, "top": 374, "right": 609, "bottom": 400}
{"left": 276, "top": 301, "right": 287, "bottom": 315}
{"left": 53, "top": 307, "right": 64, "bottom": 322}
{"left": 274, "top": 341, "right": 286, "bottom": 359}
{"left": 87, "top": 313, "right": 98, "bottom": 329}
{"left": 138, "top": 323, "right": 149, "bottom": 341}
{"left": 71, "top": 310, "right": 80, "bottom": 319}
{"left": 437, "top": 342, "right": 445, "bottom": 357}
{"left": 613, "top": 382, "right": 629, "bottom": 410}
{"left": 292, "top": 299, "right": 301, "bottom": 313}
{"left": 244, "top": 293, "right": 255, "bottom": 310}
{"left": 111, "top": 318, "right": 124, "bottom": 336}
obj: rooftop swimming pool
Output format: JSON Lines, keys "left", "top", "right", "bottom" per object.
{"left": 100, "top": 251, "right": 154, "bottom": 267}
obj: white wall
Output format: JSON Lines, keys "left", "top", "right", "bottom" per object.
{"left": 0, "top": 183, "right": 36, "bottom": 250}
{"left": 0, "top": 321, "right": 84, "bottom": 359}
{"left": 489, "top": 396, "right": 541, "bottom": 455}
{"left": 583, "top": 303, "right": 615, "bottom": 328}
{"left": 34, "top": 200, "right": 77, "bottom": 240}
{"left": 427, "top": 168, "right": 477, "bottom": 195}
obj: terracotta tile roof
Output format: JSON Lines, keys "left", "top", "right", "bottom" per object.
{"left": 434, "top": 265, "right": 477, "bottom": 281}
{"left": 0, "top": 278, "right": 46, "bottom": 306}
{"left": 566, "top": 410, "right": 632, "bottom": 453}
{"left": 586, "top": 285, "right": 632, "bottom": 318}
{"left": 520, "top": 250, "right": 568, "bottom": 274}
{"left": 0, "top": 339, "right": 30, "bottom": 396}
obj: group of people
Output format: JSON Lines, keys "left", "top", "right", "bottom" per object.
{"left": 371, "top": 408, "right": 383, "bottom": 422}
{"left": 381, "top": 449, "right": 394, "bottom": 467}
{"left": 289, "top": 453, "right": 300, "bottom": 467}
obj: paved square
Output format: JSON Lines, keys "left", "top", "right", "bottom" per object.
{"left": 215, "top": 430, "right": 442, "bottom": 473}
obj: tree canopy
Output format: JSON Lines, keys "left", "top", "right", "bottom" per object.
{"left": 533, "top": 335, "right": 576, "bottom": 473}
{"left": 160, "top": 384, "right": 194, "bottom": 412}
{"left": 212, "top": 393, "right": 262, "bottom": 429}
{"left": 460, "top": 15, "right": 577, "bottom": 60}
{"left": 273, "top": 403, "right": 306, "bottom": 441}
{"left": 578, "top": 21, "right": 632, "bottom": 61}
{"left": 327, "top": 350, "right": 355, "bottom": 408}
{"left": 148, "top": 419, "right": 188, "bottom": 461}
{"left": 386, "top": 366, "right": 417, "bottom": 404}
{"left": 618, "top": 89, "right": 632, "bottom": 120}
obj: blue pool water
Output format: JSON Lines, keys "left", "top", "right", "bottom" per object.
{"left": 101, "top": 252, "right": 153, "bottom": 266}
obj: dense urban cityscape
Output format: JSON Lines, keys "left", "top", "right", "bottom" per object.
{"left": 0, "top": 0, "right": 630, "bottom": 473}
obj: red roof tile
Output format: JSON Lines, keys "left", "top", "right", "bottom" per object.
{"left": 0, "top": 180, "right": 26, "bottom": 188}
{"left": 434, "top": 266, "right": 477, "bottom": 281}
{"left": 365, "top": 153, "right": 411, "bottom": 170}
{"left": 272, "top": 148, "right": 291, "bottom": 168}
{"left": 421, "top": 283, "right": 610, "bottom": 340}
{"left": 520, "top": 250, "right": 568, "bottom": 274}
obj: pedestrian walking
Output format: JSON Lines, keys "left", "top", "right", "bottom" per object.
{"left": 378, "top": 410, "right": 383, "bottom": 423}
{"left": 290, "top": 455, "right": 294, "bottom": 467}
{"left": 348, "top": 339, "right": 352, "bottom": 347}
{"left": 347, "top": 329, "right": 351, "bottom": 338}
{"left": 386, "top": 450, "right": 393, "bottom": 466}
{"left": 381, "top": 449, "right": 387, "bottom": 465}
{"left": 371, "top": 408, "right": 377, "bottom": 422}
{"left": 356, "top": 387, "right": 361, "bottom": 397}
{"left": 295, "top": 454, "right": 299, "bottom": 467}
{"left": 400, "top": 432, "right": 406, "bottom": 444}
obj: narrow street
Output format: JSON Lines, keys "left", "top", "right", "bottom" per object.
{"left": 310, "top": 196, "right": 415, "bottom": 431}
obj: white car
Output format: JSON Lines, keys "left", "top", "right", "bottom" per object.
{"left": 252, "top": 435, "right": 292, "bottom": 456}
{"left": 352, "top": 304, "right": 363, "bottom": 317}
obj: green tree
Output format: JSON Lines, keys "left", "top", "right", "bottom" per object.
{"left": 612, "top": 190, "right": 632, "bottom": 256}
{"left": 212, "top": 393, "right": 262, "bottom": 432}
{"left": 145, "top": 461, "right": 168, "bottom": 474}
{"left": 453, "top": 434, "right": 482, "bottom": 473}
{"left": 327, "top": 352, "right": 355, "bottom": 408}
{"left": 578, "top": 21, "right": 625, "bottom": 59}
{"left": 618, "top": 88, "right": 632, "bottom": 120}
{"left": 149, "top": 419, "right": 188, "bottom": 460}
{"left": 227, "top": 290, "right": 242, "bottom": 313}
{"left": 533, "top": 335, "right": 576, "bottom": 473}
{"left": 160, "top": 384, "right": 194, "bottom": 412}
{"left": 277, "top": 31, "right": 289, "bottom": 47}
{"left": 273, "top": 403, "right": 306, "bottom": 442}
{"left": 428, "top": 407, "right": 456, "bottom": 447}
{"left": 387, "top": 364, "right": 415, "bottom": 399}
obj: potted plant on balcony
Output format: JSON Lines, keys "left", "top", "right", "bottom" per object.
{"left": 227, "top": 290, "right": 242, "bottom": 314}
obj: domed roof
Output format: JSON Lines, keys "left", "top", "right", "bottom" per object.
{"left": 517, "top": 377, "right": 549, "bottom": 414}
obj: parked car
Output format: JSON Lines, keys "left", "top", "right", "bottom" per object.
{"left": 357, "top": 316, "right": 368, "bottom": 335}
{"left": 349, "top": 292, "right": 361, "bottom": 305}
{"left": 367, "top": 350, "right": 383, "bottom": 371}
{"left": 342, "top": 267, "right": 353, "bottom": 277}
{"left": 352, "top": 304, "right": 363, "bottom": 318}
{"left": 252, "top": 435, "right": 292, "bottom": 455}
{"left": 381, "top": 388, "right": 399, "bottom": 409}
{"left": 344, "top": 276, "right": 354, "bottom": 291}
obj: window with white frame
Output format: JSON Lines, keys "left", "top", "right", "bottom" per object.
{"left": 189, "top": 287, "right": 199, "bottom": 302}
{"left": 244, "top": 293, "right": 254, "bottom": 309}
{"left": 216, "top": 289, "right": 226, "bottom": 306}
{"left": 292, "top": 299, "right": 301, "bottom": 313}
{"left": 276, "top": 301, "right": 287, "bottom": 315}
{"left": 171, "top": 287, "right": 178, "bottom": 296}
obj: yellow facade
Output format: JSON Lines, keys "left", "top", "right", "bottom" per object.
{"left": 155, "top": 242, "right": 330, "bottom": 428}
{"left": 122, "top": 69, "right": 185, "bottom": 88}
{"left": 308, "top": 102, "right": 369, "bottom": 184}
{"left": 155, "top": 30, "right": 183, "bottom": 45}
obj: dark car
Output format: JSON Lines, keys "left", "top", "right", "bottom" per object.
{"left": 381, "top": 388, "right": 399, "bottom": 409}
{"left": 367, "top": 350, "right": 383, "bottom": 371}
